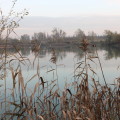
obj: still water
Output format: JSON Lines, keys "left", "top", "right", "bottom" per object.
{"left": 2, "top": 45, "right": 120, "bottom": 92}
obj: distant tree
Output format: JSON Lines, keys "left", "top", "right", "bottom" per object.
{"left": 74, "top": 29, "right": 85, "bottom": 41}
{"left": 113, "top": 32, "right": 120, "bottom": 42}
{"left": 88, "top": 31, "right": 97, "bottom": 42}
{"left": 51, "top": 28, "right": 66, "bottom": 42}
{"left": 104, "top": 30, "right": 120, "bottom": 44}
{"left": 20, "top": 34, "right": 30, "bottom": 44}
{"left": 32, "top": 32, "right": 46, "bottom": 43}
{"left": 104, "top": 30, "right": 113, "bottom": 43}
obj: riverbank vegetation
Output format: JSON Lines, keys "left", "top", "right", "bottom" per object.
{"left": 0, "top": 39, "right": 119, "bottom": 120}
{"left": 0, "top": 1, "right": 120, "bottom": 120}
{"left": 0, "top": 27, "right": 120, "bottom": 48}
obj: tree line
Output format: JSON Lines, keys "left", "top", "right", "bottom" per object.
{"left": 0, "top": 28, "right": 120, "bottom": 46}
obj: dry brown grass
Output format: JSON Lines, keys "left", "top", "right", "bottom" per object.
{"left": 0, "top": 1, "right": 120, "bottom": 120}
{"left": 0, "top": 38, "right": 119, "bottom": 120}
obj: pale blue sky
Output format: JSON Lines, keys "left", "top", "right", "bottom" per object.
{"left": 1, "top": 0, "right": 120, "bottom": 36}
{"left": 1, "top": 0, "right": 120, "bottom": 17}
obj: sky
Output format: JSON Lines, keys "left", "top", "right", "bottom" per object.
{"left": 1, "top": 0, "right": 120, "bottom": 36}
{"left": 1, "top": 0, "right": 120, "bottom": 17}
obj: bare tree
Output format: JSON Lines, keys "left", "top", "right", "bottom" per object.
{"left": 20, "top": 34, "right": 30, "bottom": 44}
{"left": 88, "top": 31, "right": 97, "bottom": 42}
{"left": 51, "top": 28, "right": 66, "bottom": 42}
{"left": 75, "top": 29, "right": 85, "bottom": 41}
{"left": 32, "top": 32, "right": 46, "bottom": 43}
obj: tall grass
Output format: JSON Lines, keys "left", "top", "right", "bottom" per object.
{"left": 0, "top": 1, "right": 120, "bottom": 120}
{"left": 0, "top": 38, "right": 119, "bottom": 120}
{"left": 0, "top": 0, "right": 28, "bottom": 119}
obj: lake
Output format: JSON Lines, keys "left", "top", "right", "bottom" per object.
{"left": 0, "top": 45, "right": 120, "bottom": 119}
{"left": 1, "top": 45, "right": 119, "bottom": 93}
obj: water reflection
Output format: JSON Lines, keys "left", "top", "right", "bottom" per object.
{"left": 103, "top": 46, "right": 120, "bottom": 60}
{"left": 21, "top": 47, "right": 31, "bottom": 56}
{"left": 1, "top": 45, "right": 120, "bottom": 61}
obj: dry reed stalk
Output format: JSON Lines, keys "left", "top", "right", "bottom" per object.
{"left": 0, "top": 4, "right": 119, "bottom": 119}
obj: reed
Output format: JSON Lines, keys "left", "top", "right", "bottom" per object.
{"left": 0, "top": 37, "right": 119, "bottom": 120}
{"left": 0, "top": 1, "right": 120, "bottom": 120}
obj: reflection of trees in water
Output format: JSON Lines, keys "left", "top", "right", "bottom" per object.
{"left": 6, "top": 48, "right": 18, "bottom": 54}
{"left": 47, "top": 47, "right": 84, "bottom": 62}
{"left": 46, "top": 47, "right": 68, "bottom": 62}
{"left": 103, "top": 45, "right": 120, "bottom": 60}
{"left": 0, "top": 45, "right": 120, "bottom": 61}
{"left": 50, "top": 48, "right": 68, "bottom": 61}
{"left": 55, "top": 50, "right": 67, "bottom": 61}
{"left": 74, "top": 46, "right": 96, "bottom": 60}
{"left": 0, "top": 47, "right": 30, "bottom": 56}
{"left": 21, "top": 47, "right": 31, "bottom": 56}
{"left": 38, "top": 50, "right": 46, "bottom": 58}
{"left": 31, "top": 46, "right": 47, "bottom": 58}
{"left": 73, "top": 48, "right": 84, "bottom": 60}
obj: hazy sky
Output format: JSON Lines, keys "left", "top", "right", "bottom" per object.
{"left": 1, "top": 0, "right": 120, "bottom": 36}
{"left": 1, "top": 0, "right": 120, "bottom": 17}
